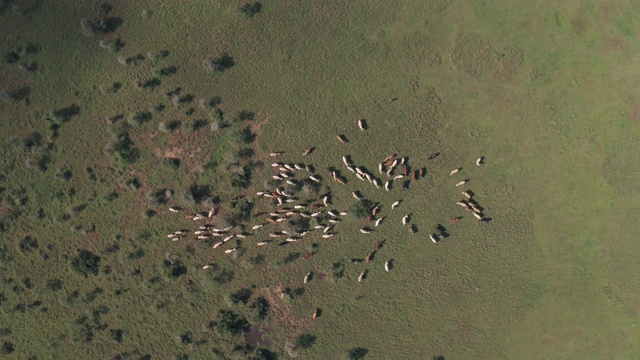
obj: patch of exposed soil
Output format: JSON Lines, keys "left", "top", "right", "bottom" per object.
{"left": 259, "top": 285, "right": 310, "bottom": 336}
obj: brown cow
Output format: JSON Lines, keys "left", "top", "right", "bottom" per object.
{"left": 302, "top": 253, "right": 313, "bottom": 260}
{"left": 312, "top": 308, "right": 320, "bottom": 320}
{"left": 302, "top": 147, "right": 313, "bottom": 156}
{"left": 403, "top": 166, "right": 410, "bottom": 176}
{"left": 412, "top": 170, "right": 418, "bottom": 180}
{"left": 365, "top": 252, "right": 373, "bottom": 264}
{"left": 376, "top": 241, "right": 384, "bottom": 250}
{"left": 419, "top": 168, "right": 426, "bottom": 177}
{"left": 450, "top": 216, "right": 463, "bottom": 224}
{"left": 367, "top": 214, "right": 374, "bottom": 222}
{"left": 383, "top": 154, "right": 396, "bottom": 162}
{"left": 336, "top": 134, "right": 347, "bottom": 143}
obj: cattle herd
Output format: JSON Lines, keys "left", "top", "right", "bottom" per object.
{"left": 164, "top": 119, "right": 491, "bottom": 320}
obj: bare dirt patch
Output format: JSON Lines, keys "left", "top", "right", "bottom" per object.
{"left": 260, "top": 285, "right": 310, "bottom": 337}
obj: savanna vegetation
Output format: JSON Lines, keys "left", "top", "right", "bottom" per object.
{"left": 1, "top": 1, "right": 640, "bottom": 359}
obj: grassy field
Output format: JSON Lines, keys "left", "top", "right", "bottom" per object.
{"left": 1, "top": 0, "right": 640, "bottom": 359}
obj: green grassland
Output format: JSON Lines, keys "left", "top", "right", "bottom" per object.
{"left": 1, "top": 0, "right": 640, "bottom": 359}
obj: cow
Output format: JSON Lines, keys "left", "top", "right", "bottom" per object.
{"left": 294, "top": 164, "right": 304, "bottom": 170}
{"left": 391, "top": 200, "right": 401, "bottom": 209}
{"left": 365, "top": 252, "right": 373, "bottom": 263}
{"left": 412, "top": 170, "right": 418, "bottom": 180}
{"left": 394, "top": 175, "right": 404, "bottom": 180}
{"left": 269, "top": 151, "right": 284, "bottom": 157}
{"left": 356, "top": 173, "right": 365, "bottom": 181}
{"left": 375, "top": 217, "right": 384, "bottom": 227}
{"left": 352, "top": 191, "right": 363, "bottom": 200}
{"left": 223, "top": 235, "right": 236, "bottom": 242}
{"left": 373, "top": 179, "right": 381, "bottom": 188}
{"left": 169, "top": 207, "right": 181, "bottom": 212}
{"left": 455, "top": 180, "right": 468, "bottom": 187}
{"left": 428, "top": 152, "right": 440, "bottom": 160}
{"left": 358, "top": 271, "right": 366, "bottom": 282}
{"left": 302, "top": 147, "right": 313, "bottom": 156}
{"left": 347, "top": 166, "right": 356, "bottom": 173}
{"left": 322, "top": 234, "right": 334, "bottom": 238}
{"left": 402, "top": 215, "right": 409, "bottom": 226}
{"left": 476, "top": 156, "right": 484, "bottom": 166}
{"left": 357, "top": 119, "right": 366, "bottom": 131}
{"left": 304, "top": 272, "right": 312, "bottom": 284}
{"left": 385, "top": 181, "right": 391, "bottom": 191}
{"left": 473, "top": 212, "right": 483, "bottom": 220}
{"left": 337, "top": 134, "right": 347, "bottom": 143}
{"left": 383, "top": 154, "right": 396, "bottom": 162}
{"left": 429, "top": 234, "right": 438, "bottom": 243}
{"left": 450, "top": 168, "right": 461, "bottom": 176}
{"left": 224, "top": 248, "right": 236, "bottom": 254}
{"left": 309, "top": 175, "right": 321, "bottom": 182}
{"left": 378, "top": 163, "right": 384, "bottom": 174}
{"left": 343, "top": 156, "right": 350, "bottom": 166}
{"left": 336, "top": 177, "right": 346, "bottom": 184}
{"left": 420, "top": 168, "right": 426, "bottom": 177}
{"left": 384, "top": 260, "right": 391, "bottom": 273}
{"left": 450, "top": 216, "right": 463, "bottom": 224}
{"left": 372, "top": 206, "right": 380, "bottom": 215}
{"left": 213, "top": 242, "right": 223, "bottom": 248}
{"left": 323, "top": 226, "right": 332, "bottom": 233}
{"left": 462, "top": 191, "right": 472, "bottom": 199}
{"left": 403, "top": 166, "right": 410, "bottom": 176}
{"left": 302, "top": 253, "right": 313, "bottom": 260}
{"left": 376, "top": 241, "right": 384, "bottom": 250}
{"left": 312, "top": 308, "right": 320, "bottom": 320}
{"left": 271, "top": 162, "right": 283, "bottom": 167}
{"left": 360, "top": 228, "right": 371, "bottom": 234}
{"left": 203, "top": 265, "right": 213, "bottom": 270}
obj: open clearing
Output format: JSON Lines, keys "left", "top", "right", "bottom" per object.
{"left": 1, "top": 1, "right": 639, "bottom": 359}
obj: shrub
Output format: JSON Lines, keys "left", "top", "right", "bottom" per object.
{"left": 212, "top": 309, "right": 248, "bottom": 336}
{"left": 348, "top": 199, "right": 374, "bottom": 219}
{"left": 203, "top": 53, "right": 234, "bottom": 74}
{"left": 70, "top": 249, "right": 101, "bottom": 277}
{"left": 230, "top": 288, "right": 253, "bottom": 305}
{"left": 249, "top": 296, "right": 269, "bottom": 321}
{"left": 295, "top": 333, "right": 316, "bottom": 350}
{"left": 80, "top": 18, "right": 97, "bottom": 36}
{"left": 348, "top": 348, "right": 369, "bottom": 360}
{"left": 239, "top": 2, "right": 262, "bottom": 17}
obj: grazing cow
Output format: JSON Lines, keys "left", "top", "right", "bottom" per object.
{"left": 337, "top": 134, "right": 347, "bottom": 143}
{"left": 409, "top": 226, "right": 416, "bottom": 235}
{"left": 203, "top": 265, "right": 213, "bottom": 270}
{"left": 365, "top": 173, "right": 373, "bottom": 182}
{"left": 355, "top": 167, "right": 364, "bottom": 175}
{"left": 473, "top": 212, "right": 483, "bottom": 220}
{"left": 269, "top": 151, "right": 284, "bottom": 157}
{"left": 394, "top": 175, "right": 404, "bottom": 179}
{"left": 376, "top": 241, "right": 384, "bottom": 250}
{"left": 402, "top": 215, "right": 409, "bottom": 226}
{"left": 385, "top": 181, "right": 391, "bottom": 191}
{"left": 236, "top": 233, "right": 247, "bottom": 239}
{"left": 329, "top": 210, "right": 339, "bottom": 217}
{"left": 286, "top": 180, "right": 297, "bottom": 186}
{"left": 213, "top": 242, "right": 223, "bottom": 248}
{"left": 169, "top": 207, "right": 180, "bottom": 213}
{"left": 276, "top": 218, "right": 286, "bottom": 222}
{"left": 375, "top": 217, "right": 384, "bottom": 227}
{"left": 391, "top": 200, "right": 401, "bottom": 209}
{"left": 372, "top": 206, "right": 380, "bottom": 215}
{"left": 357, "top": 119, "right": 366, "bottom": 131}
{"left": 476, "top": 156, "right": 484, "bottom": 166}
{"left": 167, "top": 234, "right": 176, "bottom": 238}
{"left": 383, "top": 154, "right": 396, "bottom": 162}
{"left": 378, "top": 163, "right": 384, "bottom": 174}
{"left": 336, "top": 177, "right": 346, "bottom": 184}
{"left": 456, "top": 201, "right": 468, "bottom": 207}
{"left": 194, "top": 230, "right": 205, "bottom": 235}
{"left": 322, "top": 195, "right": 330, "bottom": 206}
{"left": 302, "top": 147, "right": 313, "bottom": 156}
{"left": 365, "top": 252, "right": 373, "bottom": 263}
{"left": 358, "top": 271, "right": 366, "bottom": 283}
{"left": 391, "top": 159, "right": 398, "bottom": 168}
{"left": 312, "top": 308, "right": 320, "bottom": 320}
{"left": 208, "top": 207, "right": 218, "bottom": 218}
{"left": 311, "top": 211, "right": 322, "bottom": 217}
{"left": 347, "top": 166, "right": 356, "bottom": 173}
{"left": 271, "top": 162, "right": 283, "bottom": 167}
{"left": 450, "top": 168, "right": 461, "bottom": 176}
{"left": 428, "top": 152, "right": 440, "bottom": 160}
{"left": 294, "top": 164, "right": 304, "bottom": 170}
{"left": 323, "top": 226, "right": 332, "bottom": 233}
{"left": 429, "top": 234, "right": 438, "bottom": 243}
{"left": 272, "top": 175, "right": 282, "bottom": 180}
{"left": 256, "top": 241, "right": 269, "bottom": 246}
{"left": 462, "top": 191, "right": 472, "bottom": 199}
{"left": 373, "top": 178, "right": 381, "bottom": 188}
{"left": 322, "top": 234, "right": 334, "bottom": 238}
{"left": 224, "top": 248, "right": 236, "bottom": 254}
{"left": 455, "top": 180, "right": 468, "bottom": 187}
{"left": 412, "top": 170, "right": 418, "bottom": 180}
{"left": 343, "top": 156, "right": 350, "bottom": 166}
{"left": 352, "top": 191, "right": 363, "bottom": 200}
{"left": 384, "top": 260, "right": 391, "bottom": 272}
{"left": 403, "top": 166, "right": 410, "bottom": 176}
{"left": 450, "top": 216, "right": 463, "bottom": 224}
{"left": 223, "top": 235, "right": 236, "bottom": 242}
{"left": 302, "top": 253, "right": 313, "bottom": 260}
{"left": 367, "top": 214, "right": 374, "bottom": 222}
{"left": 256, "top": 191, "right": 265, "bottom": 196}
{"left": 269, "top": 233, "right": 281, "bottom": 238}
{"left": 304, "top": 272, "right": 312, "bottom": 284}
{"left": 340, "top": 211, "right": 349, "bottom": 216}
{"left": 329, "top": 219, "right": 341, "bottom": 223}
{"left": 284, "top": 164, "right": 294, "bottom": 171}
{"left": 360, "top": 228, "right": 371, "bottom": 234}
{"left": 309, "top": 175, "right": 321, "bottom": 182}
{"left": 286, "top": 238, "right": 298, "bottom": 242}
{"left": 356, "top": 173, "right": 365, "bottom": 181}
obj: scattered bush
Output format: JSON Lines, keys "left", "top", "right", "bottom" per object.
{"left": 348, "top": 347, "right": 369, "bottom": 360}
{"left": 212, "top": 309, "right": 248, "bottom": 336}
{"left": 295, "top": 333, "right": 317, "bottom": 350}
{"left": 164, "top": 157, "right": 180, "bottom": 169}
{"left": 80, "top": 18, "right": 98, "bottom": 36}
{"left": 348, "top": 199, "right": 374, "bottom": 219}
{"left": 249, "top": 296, "right": 269, "bottom": 321}
{"left": 230, "top": 288, "right": 253, "bottom": 305}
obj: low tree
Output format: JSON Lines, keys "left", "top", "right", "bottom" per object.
{"left": 239, "top": 2, "right": 262, "bottom": 17}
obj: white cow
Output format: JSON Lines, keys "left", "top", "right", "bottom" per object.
{"left": 391, "top": 200, "right": 401, "bottom": 209}
{"left": 384, "top": 260, "right": 390, "bottom": 273}
{"left": 402, "top": 215, "right": 409, "bottom": 226}
{"left": 476, "top": 157, "right": 484, "bottom": 166}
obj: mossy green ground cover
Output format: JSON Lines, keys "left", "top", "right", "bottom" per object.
{"left": 0, "top": 1, "right": 639, "bottom": 359}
